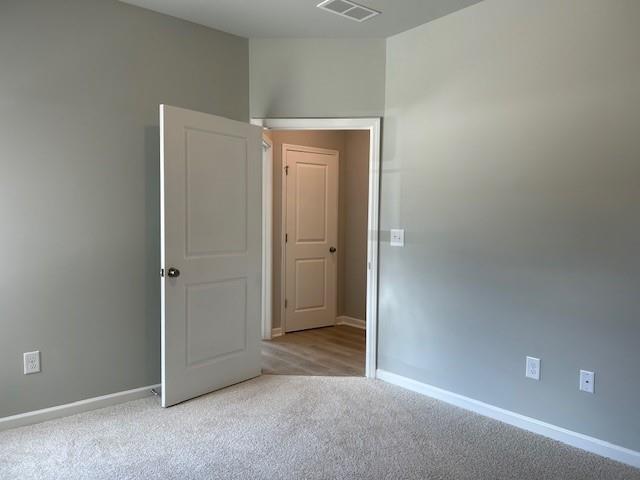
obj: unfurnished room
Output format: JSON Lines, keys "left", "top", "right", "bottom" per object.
{"left": 1, "top": 0, "right": 639, "bottom": 479}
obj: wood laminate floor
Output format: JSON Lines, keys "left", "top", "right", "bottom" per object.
{"left": 262, "top": 325, "right": 365, "bottom": 376}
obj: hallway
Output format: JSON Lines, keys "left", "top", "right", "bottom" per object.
{"left": 262, "top": 326, "right": 365, "bottom": 376}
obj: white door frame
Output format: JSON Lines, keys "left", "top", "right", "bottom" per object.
{"left": 261, "top": 137, "right": 273, "bottom": 340}
{"left": 251, "top": 117, "right": 381, "bottom": 379}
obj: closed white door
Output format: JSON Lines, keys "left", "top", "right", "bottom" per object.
{"left": 161, "top": 105, "right": 262, "bottom": 408}
{"left": 284, "top": 144, "right": 339, "bottom": 332}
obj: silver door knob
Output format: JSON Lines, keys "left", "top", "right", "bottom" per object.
{"left": 329, "top": 246, "right": 337, "bottom": 253}
{"left": 167, "top": 267, "right": 180, "bottom": 278}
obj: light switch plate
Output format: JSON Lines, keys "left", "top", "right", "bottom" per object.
{"left": 390, "top": 229, "right": 405, "bottom": 247}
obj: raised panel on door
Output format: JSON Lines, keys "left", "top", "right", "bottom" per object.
{"left": 186, "top": 278, "right": 247, "bottom": 367}
{"left": 284, "top": 145, "right": 338, "bottom": 333}
{"left": 295, "top": 258, "right": 326, "bottom": 311}
{"left": 161, "top": 105, "right": 262, "bottom": 408}
{"left": 186, "top": 128, "right": 247, "bottom": 256}
{"left": 296, "top": 163, "right": 327, "bottom": 243}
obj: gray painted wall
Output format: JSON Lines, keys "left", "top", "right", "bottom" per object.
{"left": 380, "top": 0, "right": 640, "bottom": 451}
{"left": 0, "top": 0, "right": 248, "bottom": 418}
{"left": 249, "top": 38, "right": 386, "bottom": 118}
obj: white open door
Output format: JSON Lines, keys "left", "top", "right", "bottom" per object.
{"left": 160, "top": 105, "right": 262, "bottom": 408}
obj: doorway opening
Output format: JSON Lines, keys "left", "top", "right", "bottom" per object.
{"left": 252, "top": 118, "right": 381, "bottom": 379}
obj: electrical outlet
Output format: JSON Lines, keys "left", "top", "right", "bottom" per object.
{"left": 390, "top": 229, "right": 405, "bottom": 247}
{"left": 23, "top": 351, "right": 41, "bottom": 375}
{"left": 579, "top": 370, "right": 594, "bottom": 393}
{"left": 525, "top": 356, "right": 540, "bottom": 380}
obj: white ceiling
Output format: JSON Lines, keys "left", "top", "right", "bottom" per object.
{"left": 120, "top": 0, "right": 484, "bottom": 38}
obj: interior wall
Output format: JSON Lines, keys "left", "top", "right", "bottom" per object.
{"left": 249, "top": 38, "right": 386, "bottom": 118}
{"left": 0, "top": 0, "right": 249, "bottom": 418}
{"left": 269, "top": 130, "right": 369, "bottom": 330}
{"left": 380, "top": 0, "right": 640, "bottom": 451}
{"left": 340, "top": 131, "right": 370, "bottom": 322}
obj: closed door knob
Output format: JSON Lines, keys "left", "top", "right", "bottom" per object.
{"left": 167, "top": 267, "right": 181, "bottom": 278}
{"left": 329, "top": 246, "right": 337, "bottom": 253}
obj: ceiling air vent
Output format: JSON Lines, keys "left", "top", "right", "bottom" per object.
{"left": 316, "top": 0, "right": 380, "bottom": 23}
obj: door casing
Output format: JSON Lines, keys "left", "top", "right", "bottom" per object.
{"left": 261, "top": 137, "right": 273, "bottom": 341}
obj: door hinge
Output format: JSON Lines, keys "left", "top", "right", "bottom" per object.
{"left": 285, "top": 233, "right": 288, "bottom": 243}
{"left": 160, "top": 268, "right": 165, "bottom": 277}
{"left": 285, "top": 165, "right": 289, "bottom": 175}
{"left": 285, "top": 299, "right": 288, "bottom": 308}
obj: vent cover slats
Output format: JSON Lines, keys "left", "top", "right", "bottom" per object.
{"left": 321, "top": 0, "right": 353, "bottom": 14}
{"left": 317, "top": 0, "right": 380, "bottom": 23}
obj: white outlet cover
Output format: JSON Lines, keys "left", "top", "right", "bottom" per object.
{"left": 390, "top": 229, "right": 405, "bottom": 247}
{"left": 525, "top": 356, "right": 540, "bottom": 380}
{"left": 580, "top": 369, "right": 595, "bottom": 393}
{"left": 23, "top": 351, "right": 41, "bottom": 375}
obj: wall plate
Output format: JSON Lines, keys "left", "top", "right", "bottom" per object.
{"left": 23, "top": 351, "right": 41, "bottom": 375}
{"left": 580, "top": 370, "right": 594, "bottom": 393}
{"left": 390, "top": 229, "right": 405, "bottom": 247}
{"left": 525, "top": 356, "right": 540, "bottom": 380}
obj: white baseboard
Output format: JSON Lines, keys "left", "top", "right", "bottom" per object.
{"left": 0, "top": 384, "right": 160, "bottom": 432}
{"left": 376, "top": 369, "right": 640, "bottom": 469}
{"left": 336, "top": 315, "right": 366, "bottom": 330}
{"left": 271, "top": 327, "right": 283, "bottom": 338}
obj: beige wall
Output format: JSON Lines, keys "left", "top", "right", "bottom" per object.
{"left": 339, "top": 131, "right": 370, "bottom": 321}
{"left": 270, "top": 130, "right": 369, "bottom": 329}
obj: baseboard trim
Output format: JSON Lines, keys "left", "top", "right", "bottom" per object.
{"left": 271, "top": 327, "right": 283, "bottom": 338}
{"left": 336, "top": 315, "right": 366, "bottom": 330}
{"left": 0, "top": 384, "right": 160, "bottom": 432}
{"left": 376, "top": 369, "right": 640, "bottom": 469}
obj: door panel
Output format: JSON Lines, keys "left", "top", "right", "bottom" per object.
{"left": 295, "top": 258, "right": 326, "bottom": 310}
{"left": 284, "top": 144, "right": 338, "bottom": 332}
{"left": 185, "top": 129, "right": 247, "bottom": 256}
{"left": 296, "top": 163, "right": 327, "bottom": 242}
{"left": 186, "top": 278, "right": 247, "bottom": 367}
{"left": 161, "top": 105, "right": 262, "bottom": 408}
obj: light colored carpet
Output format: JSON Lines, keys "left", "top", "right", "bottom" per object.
{"left": 1, "top": 376, "right": 638, "bottom": 480}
